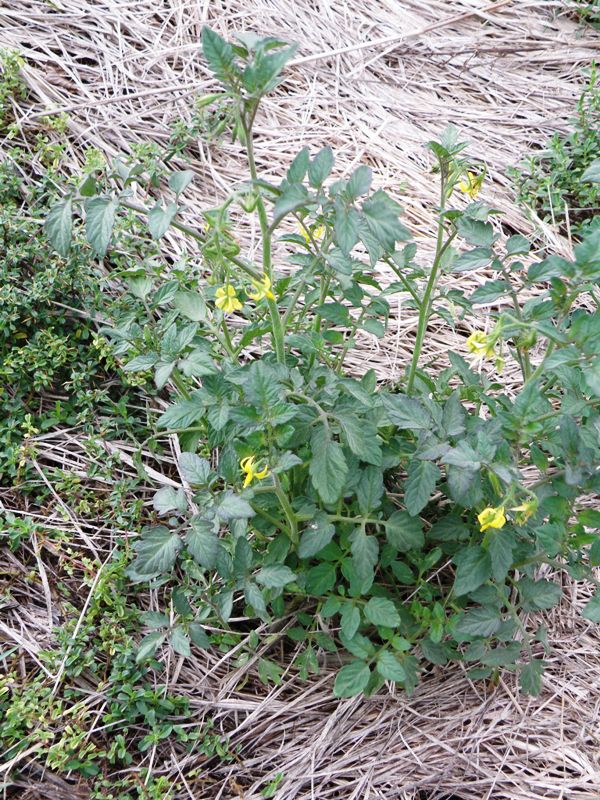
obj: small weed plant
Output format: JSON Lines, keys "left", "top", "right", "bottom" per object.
{"left": 511, "top": 64, "right": 600, "bottom": 237}
{"left": 571, "top": 0, "right": 600, "bottom": 27}
{"left": 45, "top": 29, "right": 600, "bottom": 698}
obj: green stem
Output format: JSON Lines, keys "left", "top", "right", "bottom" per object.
{"left": 336, "top": 307, "right": 367, "bottom": 372}
{"left": 220, "top": 319, "right": 237, "bottom": 361}
{"left": 273, "top": 476, "right": 298, "bottom": 544}
{"left": 119, "top": 198, "right": 262, "bottom": 281}
{"left": 171, "top": 369, "right": 191, "bottom": 400}
{"left": 406, "top": 173, "right": 447, "bottom": 395}
{"left": 241, "top": 110, "right": 286, "bottom": 364}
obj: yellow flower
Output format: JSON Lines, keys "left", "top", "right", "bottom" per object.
{"left": 248, "top": 274, "right": 275, "bottom": 302}
{"left": 240, "top": 456, "right": 270, "bottom": 488}
{"left": 466, "top": 331, "right": 496, "bottom": 360}
{"left": 298, "top": 222, "right": 325, "bottom": 244}
{"left": 477, "top": 506, "right": 506, "bottom": 532}
{"left": 511, "top": 499, "right": 538, "bottom": 525}
{"left": 215, "top": 284, "right": 243, "bottom": 314}
{"left": 458, "top": 171, "right": 484, "bottom": 200}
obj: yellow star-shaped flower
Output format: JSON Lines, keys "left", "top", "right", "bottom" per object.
{"left": 458, "top": 171, "right": 484, "bottom": 200}
{"left": 511, "top": 499, "right": 538, "bottom": 525}
{"left": 477, "top": 506, "right": 506, "bottom": 532}
{"left": 215, "top": 284, "right": 243, "bottom": 314}
{"left": 240, "top": 456, "right": 270, "bottom": 488}
{"left": 298, "top": 222, "right": 325, "bottom": 244}
{"left": 248, "top": 274, "right": 275, "bottom": 302}
{"left": 466, "top": 331, "right": 496, "bottom": 360}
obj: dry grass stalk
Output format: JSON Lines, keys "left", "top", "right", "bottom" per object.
{"left": 1, "top": 0, "right": 600, "bottom": 797}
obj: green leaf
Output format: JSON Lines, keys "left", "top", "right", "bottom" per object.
{"left": 346, "top": 165, "right": 372, "bottom": 198}
{"left": 376, "top": 650, "right": 406, "bottom": 682}
{"left": 45, "top": 197, "right": 73, "bottom": 255}
{"left": 581, "top": 591, "right": 600, "bottom": 623}
{"left": 361, "top": 318, "right": 385, "bottom": 338}
{"left": 139, "top": 611, "right": 169, "bottom": 628}
{"left": 170, "top": 626, "right": 191, "bottom": 657}
{"left": 452, "top": 247, "right": 493, "bottom": 273}
{"left": 506, "top": 234, "right": 530, "bottom": 255}
{"left": 470, "top": 279, "right": 509, "bottom": 304}
{"left": 339, "top": 631, "right": 374, "bottom": 660}
{"left": 361, "top": 189, "right": 410, "bottom": 252}
{"left": 364, "top": 597, "right": 400, "bottom": 628}
{"left": 381, "top": 394, "right": 431, "bottom": 429}
{"left": 216, "top": 491, "right": 255, "bottom": 520}
{"left": 84, "top": 196, "right": 117, "bottom": 256}
{"left": 404, "top": 460, "right": 440, "bottom": 516}
{"left": 272, "top": 183, "right": 309, "bottom": 225}
{"left": 179, "top": 453, "right": 211, "bottom": 486}
{"left": 189, "top": 623, "right": 211, "bottom": 649}
{"left": 131, "top": 526, "right": 182, "bottom": 578}
{"left": 334, "top": 206, "right": 360, "bottom": 254}
{"left": 519, "top": 660, "right": 544, "bottom": 695}
{"left": 169, "top": 169, "right": 194, "bottom": 194}
{"left": 584, "top": 358, "right": 600, "bottom": 398}
{"left": 123, "top": 354, "right": 158, "bottom": 372}
{"left": 173, "top": 290, "right": 207, "bottom": 321}
{"left": 308, "top": 146, "right": 334, "bottom": 188}
{"left": 316, "top": 301, "right": 351, "bottom": 326}
{"left": 456, "top": 217, "right": 494, "bottom": 247}
{"left": 305, "top": 562, "right": 337, "bottom": 594}
{"left": 442, "top": 391, "right": 466, "bottom": 437}
{"left": 255, "top": 564, "right": 297, "bottom": 588}
{"left": 186, "top": 517, "right": 218, "bottom": 568}
{"left": 453, "top": 546, "right": 492, "bottom": 597}
{"left": 156, "top": 397, "right": 204, "bottom": 429}
{"left": 442, "top": 441, "right": 481, "bottom": 470}
{"left": 136, "top": 631, "right": 166, "bottom": 663}
{"left": 148, "top": 201, "right": 177, "bottom": 239}
{"left": 153, "top": 486, "right": 187, "bottom": 515}
{"left": 455, "top": 606, "right": 502, "bottom": 638}
{"left": 298, "top": 513, "right": 335, "bottom": 558}
{"left": 579, "top": 509, "right": 600, "bottom": 528}
{"left": 202, "top": 26, "right": 238, "bottom": 84}
{"left": 356, "top": 465, "right": 384, "bottom": 515}
{"left": 244, "top": 581, "right": 268, "bottom": 619}
{"left": 582, "top": 158, "right": 600, "bottom": 184}
{"left": 287, "top": 147, "right": 309, "bottom": 183}
{"left": 517, "top": 578, "right": 562, "bottom": 611}
{"left": 309, "top": 426, "right": 348, "bottom": 506}
{"left": 337, "top": 415, "right": 381, "bottom": 466}
{"left": 340, "top": 604, "right": 361, "bottom": 640}
{"left": 349, "top": 527, "right": 378, "bottom": 585}
{"left": 79, "top": 173, "right": 97, "bottom": 197}
{"left": 333, "top": 660, "right": 371, "bottom": 698}
{"left": 487, "top": 533, "right": 513, "bottom": 582}
{"left": 385, "top": 512, "right": 424, "bottom": 552}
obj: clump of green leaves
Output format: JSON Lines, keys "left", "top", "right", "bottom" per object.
{"left": 0, "top": 49, "right": 26, "bottom": 130}
{"left": 571, "top": 0, "right": 600, "bottom": 27}
{"left": 45, "top": 27, "right": 600, "bottom": 700}
{"left": 511, "top": 65, "right": 600, "bottom": 237}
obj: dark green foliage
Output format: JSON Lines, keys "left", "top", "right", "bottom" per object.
{"left": 511, "top": 66, "right": 600, "bottom": 236}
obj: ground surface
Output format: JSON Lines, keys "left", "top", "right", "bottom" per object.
{"left": 1, "top": 1, "right": 600, "bottom": 798}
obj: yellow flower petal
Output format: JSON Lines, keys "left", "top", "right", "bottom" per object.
{"left": 215, "top": 284, "right": 243, "bottom": 314}
{"left": 240, "top": 455, "right": 270, "bottom": 487}
{"left": 248, "top": 275, "right": 275, "bottom": 302}
{"left": 466, "top": 331, "right": 495, "bottom": 359}
{"left": 477, "top": 506, "right": 506, "bottom": 532}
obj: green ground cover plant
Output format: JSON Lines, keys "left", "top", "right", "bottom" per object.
{"left": 571, "top": 0, "right": 600, "bottom": 27}
{"left": 41, "top": 27, "right": 600, "bottom": 702}
{"left": 511, "top": 64, "right": 600, "bottom": 237}
{"left": 0, "top": 51, "right": 233, "bottom": 795}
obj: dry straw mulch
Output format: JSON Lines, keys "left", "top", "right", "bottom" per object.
{"left": 1, "top": 0, "right": 600, "bottom": 798}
